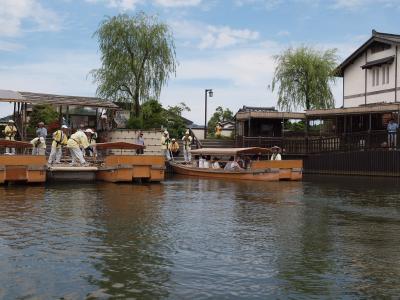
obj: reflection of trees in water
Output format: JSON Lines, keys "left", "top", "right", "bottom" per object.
{"left": 86, "top": 183, "right": 172, "bottom": 299}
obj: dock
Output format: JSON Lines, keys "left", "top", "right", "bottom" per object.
{"left": 0, "top": 140, "right": 165, "bottom": 184}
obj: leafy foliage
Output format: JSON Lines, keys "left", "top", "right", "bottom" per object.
{"left": 126, "top": 99, "right": 190, "bottom": 138}
{"left": 207, "top": 106, "right": 234, "bottom": 137}
{"left": 91, "top": 13, "right": 177, "bottom": 117}
{"left": 272, "top": 46, "right": 338, "bottom": 111}
{"left": 28, "top": 104, "right": 59, "bottom": 134}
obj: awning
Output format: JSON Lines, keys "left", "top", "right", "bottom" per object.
{"left": 361, "top": 56, "right": 395, "bottom": 69}
{"left": 190, "top": 147, "right": 271, "bottom": 156}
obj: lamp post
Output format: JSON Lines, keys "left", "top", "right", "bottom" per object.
{"left": 204, "top": 89, "right": 213, "bottom": 139}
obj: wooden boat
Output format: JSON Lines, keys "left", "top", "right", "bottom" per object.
{"left": 170, "top": 147, "right": 302, "bottom": 181}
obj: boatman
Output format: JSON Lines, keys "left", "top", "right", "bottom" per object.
{"left": 66, "top": 128, "right": 92, "bottom": 166}
{"left": 36, "top": 121, "right": 47, "bottom": 139}
{"left": 30, "top": 137, "right": 46, "bottom": 155}
{"left": 182, "top": 130, "right": 192, "bottom": 163}
{"left": 48, "top": 125, "right": 69, "bottom": 165}
{"left": 169, "top": 138, "right": 180, "bottom": 159}
{"left": 161, "top": 130, "right": 171, "bottom": 160}
{"left": 215, "top": 122, "right": 222, "bottom": 138}
{"left": 270, "top": 146, "right": 282, "bottom": 161}
{"left": 3, "top": 120, "right": 17, "bottom": 155}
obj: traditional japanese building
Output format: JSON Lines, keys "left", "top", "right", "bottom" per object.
{"left": 337, "top": 30, "right": 400, "bottom": 108}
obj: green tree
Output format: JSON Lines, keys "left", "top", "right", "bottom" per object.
{"left": 28, "top": 104, "right": 59, "bottom": 134}
{"left": 272, "top": 46, "right": 338, "bottom": 111}
{"left": 91, "top": 13, "right": 177, "bottom": 117}
{"left": 126, "top": 99, "right": 190, "bottom": 138}
{"left": 207, "top": 106, "right": 234, "bottom": 136}
{"left": 164, "top": 102, "right": 191, "bottom": 138}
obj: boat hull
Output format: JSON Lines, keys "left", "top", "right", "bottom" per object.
{"left": 170, "top": 160, "right": 303, "bottom": 182}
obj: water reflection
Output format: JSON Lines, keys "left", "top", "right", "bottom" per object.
{"left": 0, "top": 176, "right": 399, "bottom": 298}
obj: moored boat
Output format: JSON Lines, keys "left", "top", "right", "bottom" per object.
{"left": 170, "top": 147, "right": 302, "bottom": 181}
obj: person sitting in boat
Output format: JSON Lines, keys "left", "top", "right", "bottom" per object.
{"left": 169, "top": 138, "right": 180, "bottom": 158}
{"left": 224, "top": 156, "right": 243, "bottom": 171}
{"left": 30, "top": 136, "right": 46, "bottom": 155}
{"left": 203, "top": 155, "right": 211, "bottom": 168}
{"left": 192, "top": 155, "right": 200, "bottom": 167}
{"left": 48, "top": 125, "right": 69, "bottom": 165}
{"left": 271, "top": 146, "right": 282, "bottom": 161}
{"left": 211, "top": 157, "right": 221, "bottom": 169}
{"left": 199, "top": 155, "right": 206, "bottom": 168}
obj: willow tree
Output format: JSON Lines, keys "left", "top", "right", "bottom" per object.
{"left": 91, "top": 13, "right": 177, "bottom": 117}
{"left": 272, "top": 46, "right": 338, "bottom": 111}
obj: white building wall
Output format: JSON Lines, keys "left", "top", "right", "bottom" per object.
{"left": 343, "top": 44, "right": 399, "bottom": 107}
{"left": 344, "top": 54, "right": 365, "bottom": 100}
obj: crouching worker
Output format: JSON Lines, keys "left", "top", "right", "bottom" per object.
{"left": 48, "top": 125, "right": 68, "bottom": 165}
{"left": 30, "top": 137, "right": 46, "bottom": 155}
{"left": 66, "top": 128, "right": 92, "bottom": 166}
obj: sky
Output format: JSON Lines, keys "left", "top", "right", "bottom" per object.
{"left": 0, "top": 0, "right": 400, "bottom": 124}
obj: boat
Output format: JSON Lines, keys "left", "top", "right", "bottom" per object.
{"left": 169, "top": 147, "right": 302, "bottom": 181}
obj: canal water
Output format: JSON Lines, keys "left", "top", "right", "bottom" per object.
{"left": 0, "top": 176, "right": 399, "bottom": 299}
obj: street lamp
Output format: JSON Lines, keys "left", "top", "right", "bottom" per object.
{"left": 204, "top": 89, "right": 213, "bottom": 139}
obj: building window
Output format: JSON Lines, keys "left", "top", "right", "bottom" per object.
{"left": 372, "top": 69, "right": 375, "bottom": 86}
{"left": 376, "top": 67, "right": 379, "bottom": 85}
{"left": 383, "top": 66, "right": 386, "bottom": 84}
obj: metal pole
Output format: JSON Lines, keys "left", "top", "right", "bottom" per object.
{"left": 204, "top": 89, "right": 207, "bottom": 139}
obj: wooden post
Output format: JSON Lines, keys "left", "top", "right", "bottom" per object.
{"left": 66, "top": 105, "right": 70, "bottom": 127}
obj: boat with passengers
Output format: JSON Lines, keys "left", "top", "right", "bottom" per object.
{"left": 169, "top": 147, "right": 302, "bottom": 181}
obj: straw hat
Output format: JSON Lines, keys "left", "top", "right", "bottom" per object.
{"left": 8, "top": 120, "right": 14, "bottom": 123}
{"left": 163, "top": 130, "right": 169, "bottom": 135}
{"left": 61, "top": 125, "right": 68, "bottom": 129}
{"left": 85, "top": 128, "right": 94, "bottom": 134}
{"left": 172, "top": 138, "right": 176, "bottom": 141}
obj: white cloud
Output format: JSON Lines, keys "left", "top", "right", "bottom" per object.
{"left": 332, "top": 0, "right": 400, "bottom": 10}
{"left": 199, "top": 26, "right": 260, "bottom": 49}
{"left": 85, "top": 0, "right": 141, "bottom": 10}
{"left": 0, "top": 0, "right": 61, "bottom": 37}
{"left": 86, "top": 0, "right": 202, "bottom": 10}
{"left": 0, "top": 40, "right": 24, "bottom": 51}
{"left": 277, "top": 30, "right": 290, "bottom": 37}
{"left": 154, "top": 0, "right": 202, "bottom": 7}
{"left": 235, "top": 0, "right": 283, "bottom": 10}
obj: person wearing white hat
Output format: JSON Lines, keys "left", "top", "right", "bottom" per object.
{"left": 270, "top": 146, "right": 282, "bottom": 161}
{"left": 168, "top": 138, "right": 180, "bottom": 158}
{"left": 3, "top": 120, "right": 17, "bottom": 154}
{"left": 48, "top": 125, "right": 69, "bottom": 164}
{"left": 160, "top": 130, "right": 171, "bottom": 160}
{"left": 66, "top": 128, "right": 92, "bottom": 166}
{"left": 36, "top": 121, "right": 47, "bottom": 140}
{"left": 85, "top": 129, "right": 97, "bottom": 158}
{"left": 30, "top": 136, "right": 46, "bottom": 155}
{"left": 181, "top": 130, "right": 192, "bottom": 163}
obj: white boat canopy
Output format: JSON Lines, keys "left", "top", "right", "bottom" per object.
{"left": 190, "top": 147, "right": 271, "bottom": 156}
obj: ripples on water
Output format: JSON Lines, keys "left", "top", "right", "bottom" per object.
{"left": 0, "top": 175, "right": 399, "bottom": 299}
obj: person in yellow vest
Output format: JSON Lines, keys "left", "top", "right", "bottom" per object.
{"left": 85, "top": 129, "right": 97, "bottom": 158}
{"left": 30, "top": 137, "right": 46, "bottom": 155}
{"left": 215, "top": 122, "right": 222, "bottom": 138}
{"left": 3, "top": 120, "right": 17, "bottom": 154}
{"left": 66, "top": 128, "right": 92, "bottom": 166}
{"left": 161, "top": 130, "right": 171, "bottom": 160}
{"left": 182, "top": 130, "right": 192, "bottom": 163}
{"left": 169, "top": 138, "right": 180, "bottom": 159}
{"left": 48, "top": 125, "right": 69, "bottom": 165}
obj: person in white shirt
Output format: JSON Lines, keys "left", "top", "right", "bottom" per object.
{"left": 211, "top": 157, "right": 221, "bottom": 169}
{"left": 199, "top": 155, "right": 206, "bottom": 168}
{"left": 270, "top": 146, "right": 282, "bottom": 161}
{"left": 224, "top": 156, "right": 242, "bottom": 171}
{"left": 203, "top": 155, "right": 211, "bottom": 168}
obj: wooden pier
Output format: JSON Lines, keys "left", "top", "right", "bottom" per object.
{"left": 0, "top": 140, "right": 165, "bottom": 184}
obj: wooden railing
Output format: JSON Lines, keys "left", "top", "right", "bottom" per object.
{"left": 236, "top": 130, "right": 393, "bottom": 155}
